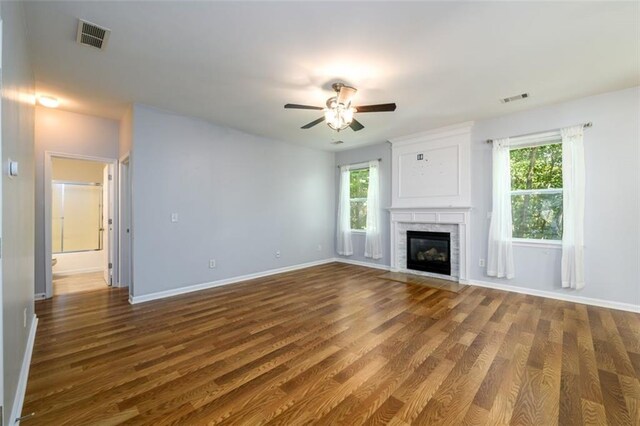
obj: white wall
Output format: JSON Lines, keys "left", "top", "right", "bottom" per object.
{"left": 334, "top": 142, "right": 392, "bottom": 268}
{"left": 130, "top": 105, "right": 335, "bottom": 298}
{"left": 1, "top": 1, "right": 36, "bottom": 422}
{"left": 34, "top": 107, "right": 119, "bottom": 294}
{"left": 337, "top": 87, "right": 639, "bottom": 308}
{"left": 470, "top": 87, "right": 639, "bottom": 306}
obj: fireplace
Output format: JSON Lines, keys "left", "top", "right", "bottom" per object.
{"left": 406, "top": 231, "right": 451, "bottom": 276}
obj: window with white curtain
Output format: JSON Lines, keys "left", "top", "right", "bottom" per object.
{"left": 349, "top": 167, "right": 369, "bottom": 230}
{"left": 509, "top": 134, "right": 563, "bottom": 241}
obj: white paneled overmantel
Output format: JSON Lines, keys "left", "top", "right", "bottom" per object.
{"left": 389, "top": 207, "right": 471, "bottom": 283}
{"left": 388, "top": 122, "right": 474, "bottom": 284}
{"left": 388, "top": 122, "right": 473, "bottom": 209}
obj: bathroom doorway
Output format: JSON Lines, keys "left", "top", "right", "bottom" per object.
{"left": 45, "top": 153, "right": 117, "bottom": 297}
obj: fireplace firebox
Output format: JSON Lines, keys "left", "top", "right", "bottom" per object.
{"left": 406, "top": 231, "right": 451, "bottom": 276}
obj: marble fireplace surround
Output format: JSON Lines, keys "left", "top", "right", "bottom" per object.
{"left": 389, "top": 208, "right": 471, "bottom": 283}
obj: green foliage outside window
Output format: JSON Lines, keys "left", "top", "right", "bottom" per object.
{"left": 350, "top": 168, "right": 369, "bottom": 230}
{"left": 510, "top": 143, "right": 563, "bottom": 240}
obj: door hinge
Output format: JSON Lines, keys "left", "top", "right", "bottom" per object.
{"left": 108, "top": 218, "right": 113, "bottom": 225}
{"left": 108, "top": 263, "right": 113, "bottom": 269}
{"left": 108, "top": 174, "right": 113, "bottom": 181}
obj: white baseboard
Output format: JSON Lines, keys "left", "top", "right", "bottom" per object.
{"left": 53, "top": 266, "right": 103, "bottom": 276}
{"left": 34, "top": 293, "right": 47, "bottom": 301}
{"left": 129, "top": 258, "right": 337, "bottom": 304}
{"left": 12, "top": 315, "right": 38, "bottom": 425}
{"left": 332, "top": 257, "right": 391, "bottom": 271}
{"left": 468, "top": 279, "right": 640, "bottom": 313}
{"left": 128, "top": 256, "right": 639, "bottom": 314}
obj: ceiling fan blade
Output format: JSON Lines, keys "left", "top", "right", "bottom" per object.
{"left": 285, "top": 103, "right": 323, "bottom": 110}
{"left": 349, "top": 118, "right": 365, "bottom": 132}
{"left": 355, "top": 103, "right": 397, "bottom": 113}
{"left": 337, "top": 85, "right": 357, "bottom": 105}
{"left": 301, "top": 116, "right": 325, "bottom": 129}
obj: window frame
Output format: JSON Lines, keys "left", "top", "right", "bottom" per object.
{"left": 348, "top": 165, "right": 370, "bottom": 232}
{"left": 509, "top": 132, "right": 563, "bottom": 243}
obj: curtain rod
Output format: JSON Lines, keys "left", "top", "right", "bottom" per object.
{"left": 336, "top": 158, "right": 382, "bottom": 168}
{"left": 485, "top": 122, "right": 592, "bottom": 144}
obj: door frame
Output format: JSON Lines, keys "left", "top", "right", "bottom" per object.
{"left": 44, "top": 151, "right": 118, "bottom": 298}
{"left": 0, "top": 17, "right": 5, "bottom": 413}
{"left": 118, "top": 153, "right": 133, "bottom": 298}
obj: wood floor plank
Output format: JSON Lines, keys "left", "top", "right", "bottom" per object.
{"left": 22, "top": 264, "right": 640, "bottom": 425}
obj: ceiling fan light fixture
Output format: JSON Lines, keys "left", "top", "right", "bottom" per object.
{"left": 324, "top": 103, "right": 355, "bottom": 131}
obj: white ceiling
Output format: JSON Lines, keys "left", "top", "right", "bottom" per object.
{"left": 23, "top": 1, "right": 639, "bottom": 151}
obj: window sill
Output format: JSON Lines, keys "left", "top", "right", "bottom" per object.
{"left": 351, "top": 230, "right": 366, "bottom": 235}
{"left": 513, "top": 238, "right": 562, "bottom": 249}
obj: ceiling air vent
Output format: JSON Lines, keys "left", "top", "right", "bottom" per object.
{"left": 500, "top": 93, "right": 529, "bottom": 104}
{"left": 76, "top": 19, "right": 110, "bottom": 50}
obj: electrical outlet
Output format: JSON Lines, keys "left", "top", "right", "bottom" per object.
{"left": 171, "top": 213, "right": 179, "bottom": 223}
{"left": 23, "top": 308, "right": 27, "bottom": 328}
{"left": 479, "top": 258, "right": 486, "bottom": 268}
{"left": 317, "top": 244, "right": 322, "bottom": 251}
{"left": 275, "top": 250, "right": 281, "bottom": 258}
{"left": 209, "top": 259, "right": 216, "bottom": 269}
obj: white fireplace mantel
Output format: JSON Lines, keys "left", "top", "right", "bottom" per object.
{"left": 389, "top": 207, "right": 471, "bottom": 283}
{"left": 387, "top": 122, "right": 474, "bottom": 284}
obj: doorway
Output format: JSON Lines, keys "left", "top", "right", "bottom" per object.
{"left": 45, "top": 153, "right": 117, "bottom": 297}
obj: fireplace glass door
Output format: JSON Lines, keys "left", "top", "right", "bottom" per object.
{"left": 406, "top": 231, "right": 451, "bottom": 276}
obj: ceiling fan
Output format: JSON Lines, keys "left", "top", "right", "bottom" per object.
{"left": 284, "top": 83, "right": 396, "bottom": 132}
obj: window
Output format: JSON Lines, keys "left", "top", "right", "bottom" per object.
{"left": 510, "top": 141, "right": 563, "bottom": 241}
{"left": 349, "top": 168, "right": 369, "bottom": 230}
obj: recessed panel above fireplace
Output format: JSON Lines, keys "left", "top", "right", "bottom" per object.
{"left": 406, "top": 231, "right": 451, "bottom": 276}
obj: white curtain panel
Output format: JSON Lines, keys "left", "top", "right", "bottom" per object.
{"left": 364, "top": 160, "right": 383, "bottom": 259}
{"left": 336, "top": 165, "right": 353, "bottom": 256}
{"left": 487, "top": 138, "right": 515, "bottom": 279}
{"left": 561, "top": 125, "right": 586, "bottom": 289}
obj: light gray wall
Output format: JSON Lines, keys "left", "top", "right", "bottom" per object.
{"left": 1, "top": 1, "right": 35, "bottom": 422}
{"left": 119, "top": 105, "right": 132, "bottom": 156}
{"left": 335, "top": 87, "right": 639, "bottom": 307}
{"left": 334, "top": 142, "right": 391, "bottom": 268}
{"left": 470, "top": 87, "right": 639, "bottom": 306}
{"left": 34, "top": 107, "right": 120, "bottom": 294}
{"left": 130, "top": 105, "right": 335, "bottom": 297}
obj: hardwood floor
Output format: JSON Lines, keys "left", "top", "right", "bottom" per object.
{"left": 53, "top": 271, "right": 108, "bottom": 296}
{"left": 24, "top": 263, "right": 640, "bottom": 425}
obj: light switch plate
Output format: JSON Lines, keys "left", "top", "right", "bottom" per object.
{"left": 171, "top": 213, "right": 178, "bottom": 223}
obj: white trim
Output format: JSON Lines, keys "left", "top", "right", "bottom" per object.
{"left": 510, "top": 131, "right": 561, "bottom": 148}
{"left": 513, "top": 238, "right": 562, "bottom": 249}
{"left": 333, "top": 257, "right": 391, "bottom": 271}
{"left": 129, "top": 259, "right": 337, "bottom": 304}
{"left": 388, "top": 121, "right": 474, "bottom": 147}
{"left": 118, "top": 153, "right": 132, "bottom": 293}
{"left": 11, "top": 315, "right": 38, "bottom": 425}
{"left": 34, "top": 293, "right": 47, "bottom": 301}
{"left": 468, "top": 279, "right": 639, "bottom": 313}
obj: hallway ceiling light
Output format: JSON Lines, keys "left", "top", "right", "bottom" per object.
{"left": 38, "top": 96, "right": 60, "bottom": 108}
